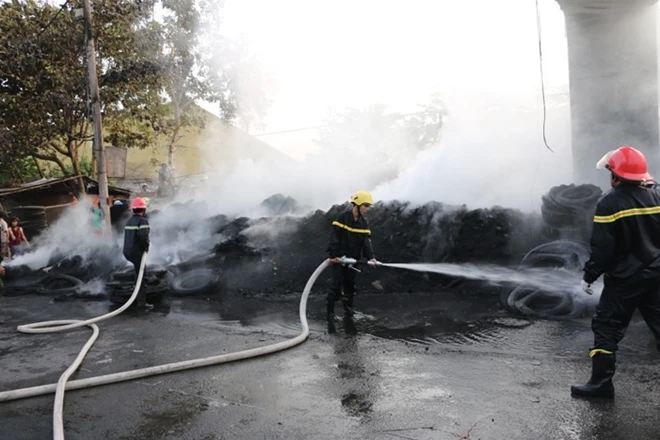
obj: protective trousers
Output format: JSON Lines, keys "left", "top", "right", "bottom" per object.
{"left": 591, "top": 275, "right": 660, "bottom": 354}
{"left": 327, "top": 265, "right": 357, "bottom": 319}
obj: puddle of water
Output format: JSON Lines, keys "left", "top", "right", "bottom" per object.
{"left": 161, "top": 293, "right": 658, "bottom": 359}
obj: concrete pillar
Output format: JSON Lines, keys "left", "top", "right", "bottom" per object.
{"left": 556, "top": 0, "right": 659, "bottom": 186}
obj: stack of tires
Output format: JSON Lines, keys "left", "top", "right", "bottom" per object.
{"left": 9, "top": 206, "right": 48, "bottom": 241}
{"left": 541, "top": 184, "right": 602, "bottom": 242}
{"left": 501, "top": 240, "right": 592, "bottom": 320}
{"left": 106, "top": 266, "right": 170, "bottom": 305}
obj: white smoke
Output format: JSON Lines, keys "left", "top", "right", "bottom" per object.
{"left": 8, "top": 199, "right": 114, "bottom": 270}
{"left": 189, "top": 0, "right": 573, "bottom": 214}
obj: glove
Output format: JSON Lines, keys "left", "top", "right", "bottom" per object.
{"left": 581, "top": 280, "right": 593, "bottom": 295}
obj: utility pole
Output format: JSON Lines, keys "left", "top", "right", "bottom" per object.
{"left": 82, "top": 0, "right": 110, "bottom": 234}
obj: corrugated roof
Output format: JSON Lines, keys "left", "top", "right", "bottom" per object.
{"left": 0, "top": 175, "right": 131, "bottom": 197}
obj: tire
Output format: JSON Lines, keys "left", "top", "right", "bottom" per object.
{"left": 35, "top": 273, "right": 83, "bottom": 296}
{"left": 4, "top": 271, "right": 50, "bottom": 296}
{"left": 519, "top": 240, "right": 590, "bottom": 271}
{"left": 110, "top": 266, "right": 169, "bottom": 283}
{"left": 505, "top": 285, "right": 588, "bottom": 320}
{"left": 52, "top": 255, "right": 86, "bottom": 277}
{"left": 170, "top": 268, "right": 219, "bottom": 295}
{"left": 541, "top": 204, "right": 579, "bottom": 228}
{"left": 501, "top": 240, "right": 591, "bottom": 319}
{"left": 551, "top": 184, "right": 602, "bottom": 209}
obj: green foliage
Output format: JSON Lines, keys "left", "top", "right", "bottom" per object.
{"left": 0, "top": 156, "right": 41, "bottom": 185}
{"left": 0, "top": 0, "right": 268, "bottom": 178}
{"left": 0, "top": 0, "right": 162, "bottom": 177}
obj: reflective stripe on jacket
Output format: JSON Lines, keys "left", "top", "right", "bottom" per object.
{"left": 123, "top": 214, "right": 150, "bottom": 260}
{"left": 326, "top": 210, "right": 374, "bottom": 260}
{"left": 584, "top": 183, "right": 660, "bottom": 283}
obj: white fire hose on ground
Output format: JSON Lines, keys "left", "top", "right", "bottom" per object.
{"left": 0, "top": 255, "right": 346, "bottom": 440}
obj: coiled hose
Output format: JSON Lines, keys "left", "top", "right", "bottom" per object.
{"left": 0, "top": 255, "right": 331, "bottom": 440}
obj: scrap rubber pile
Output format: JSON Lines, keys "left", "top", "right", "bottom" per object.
{"left": 3, "top": 184, "right": 602, "bottom": 320}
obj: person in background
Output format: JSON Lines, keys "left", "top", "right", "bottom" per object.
{"left": 90, "top": 196, "right": 104, "bottom": 235}
{"left": 8, "top": 217, "right": 28, "bottom": 257}
{"left": 122, "top": 197, "right": 152, "bottom": 310}
{"left": 325, "top": 190, "right": 379, "bottom": 334}
{"left": 0, "top": 263, "right": 6, "bottom": 324}
{"left": 0, "top": 211, "right": 11, "bottom": 260}
{"left": 573, "top": 146, "right": 660, "bottom": 398}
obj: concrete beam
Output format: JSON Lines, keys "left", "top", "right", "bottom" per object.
{"left": 556, "top": 0, "right": 660, "bottom": 186}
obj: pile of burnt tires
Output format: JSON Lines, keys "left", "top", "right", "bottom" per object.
{"left": 106, "top": 266, "right": 171, "bottom": 305}
{"left": 541, "top": 184, "right": 602, "bottom": 242}
{"left": 106, "top": 263, "right": 221, "bottom": 305}
{"left": 4, "top": 255, "right": 223, "bottom": 303}
{"left": 500, "top": 239, "right": 592, "bottom": 320}
{"left": 9, "top": 206, "right": 48, "bottom": 241}
{"left": 3, "top": 256, "right": 91, "bottom": 300}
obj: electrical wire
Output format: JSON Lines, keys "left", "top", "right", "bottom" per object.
{"left": 35, "top": 0, "right": 71, "bottom": 41}
{"left": 535, "top": 0, "right": 554, "bottom": 153}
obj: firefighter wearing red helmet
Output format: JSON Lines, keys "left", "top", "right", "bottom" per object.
{"left": 572, "top": 146, "right": 660, "bottom": 398}
{"left": 122, "top": 197, "right": 152, "bottom": 309}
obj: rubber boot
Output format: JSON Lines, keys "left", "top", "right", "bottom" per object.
{"left": 343, "top": 315, "right": 357, "bottom": 335}
{"left": 135, "top": 287, "right": 154, "bottom": 310}
{"left": 342, "top": 296, "right": 354, "bottom": 318}
{"left": 571, "top": 354, "right": 616, "bottom": 398}
{"left": 327, "top": 301, "right": 336, "bottom": 334}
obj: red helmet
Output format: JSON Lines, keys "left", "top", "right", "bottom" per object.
{"left": 130, "top": 197, "right": 147, "bottom": 210}
{"left": 596, "top": 146, "right": 653, "bottom": 182}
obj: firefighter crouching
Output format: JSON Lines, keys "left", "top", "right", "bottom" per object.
{"left": 122, "top": 197, "right": 153, "bottom": 310}
{"left": 326, "top": 190, "right": 379, "bottom": 334}
{"left": 573, "top": 146, "right": 660, "bottom": 398}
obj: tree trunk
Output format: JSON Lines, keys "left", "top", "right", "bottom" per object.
{"left": 32, "top": 153, "right": 68, "bottom": 176}
{"left": 168, "top": 102, "right": 181, "bottom": 168}
{"left": 32, "top": 156, "right": 44, "bottom": 178}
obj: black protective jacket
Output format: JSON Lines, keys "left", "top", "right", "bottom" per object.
{"left": 123, "top": 214, "right": 150, "bottom": 261}
{"left": 584, "top": 183, "right": 660, "bottom": 284}
{"left": 326, "top": 210, "right": 375, "bottom": 260}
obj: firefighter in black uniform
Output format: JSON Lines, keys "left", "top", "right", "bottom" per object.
{"left": 326, "top": 190, "right": 379, "bottom": 333}
{"left": 572, "top": 146, "right": 660, "bottom": 398}
{"left": 123, "top": 197, "right": 152, "bottom": 309}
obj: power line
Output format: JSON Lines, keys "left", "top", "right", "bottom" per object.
{"left": 35, "top": 0, "right": 71, "bottom": 40}
{"left": 253, "top": 126, "right": 322, "bottom": 137}
{"left": 535, "top": 0, "right": 554, "bottom": 153}
{"left": 252, "top": 110, "right": 438, "bottom": 137}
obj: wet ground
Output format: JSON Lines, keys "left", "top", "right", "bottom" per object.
{"left": 1, "top": 288, "right": 659, "bottom": 440}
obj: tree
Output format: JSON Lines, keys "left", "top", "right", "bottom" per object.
{"left": 0, "top": 0, "right": 162, "bottom": 191}
{"left": 151, "top": 0, "right": 269, "bottom": 168}
{"left": 0, "top": 0, "right": 269, "bottom": 185}
{"left": 314, "top": 94, "right": 447, "bottom": 179}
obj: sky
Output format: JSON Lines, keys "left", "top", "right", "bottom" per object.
{"left": 207, "top": 0, "right": 572, "bottom": 161}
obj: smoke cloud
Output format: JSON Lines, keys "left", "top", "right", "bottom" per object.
{"left": 187, "top": 0, "right": 576, "bottom": 215}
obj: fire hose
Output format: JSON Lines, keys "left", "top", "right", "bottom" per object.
{"left": 0, "top": 255, "right": 365, "bottom": 440}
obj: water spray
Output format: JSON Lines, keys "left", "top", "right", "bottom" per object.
{"left": 342, "top": 258, "right": 595, "bottom": 297}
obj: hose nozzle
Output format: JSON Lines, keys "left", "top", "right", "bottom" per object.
{"left": 337, "top": 256, "right": 357, "bottom": 265}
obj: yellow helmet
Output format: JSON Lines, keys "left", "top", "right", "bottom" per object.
{"left": 350, "top": 190, "right": 374, "bottom": 206}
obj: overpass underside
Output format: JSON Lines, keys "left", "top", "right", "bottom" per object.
{"left": 556, "top": 0, "right": 659, "bottom": 185}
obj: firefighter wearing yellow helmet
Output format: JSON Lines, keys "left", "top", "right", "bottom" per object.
{"left": 325, "top": 190, "right": 379, "bottom": 334}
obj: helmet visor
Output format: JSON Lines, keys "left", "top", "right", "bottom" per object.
{"left": 596, "top": 150, "right": 614, "bottom": 170}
